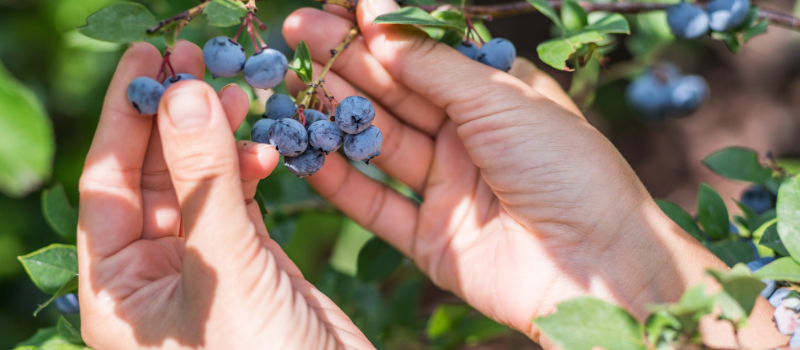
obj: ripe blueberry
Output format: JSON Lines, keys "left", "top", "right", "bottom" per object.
{"left": 203, "top": 36, "right": 246, "bottom": 78}
{"left": 244, "top": 49, "right": 288, "bottom": 90}
{"left": 284, "top": 148, "right": 325, "bottom": 177}
{"left": 127, "top": 76, "right": 165, "bottom": 115}
{"left": 707, "top": 0, "right": 751, "bottom": 32}
{"left": 666, "top": 3, "right": 710, "bottom": 40}
{"left": 740, "top": 185, "right": 776, "bottom": 214}
{"left": 335, "top": 96, "right": 376, "bottom": 134}
{"left": 264, "top": 93, "right": 297, "bottom": 119}
{"left": 268, "top": 118, "right": 308, "bottom": 157}
{"left": 344, "top": 125, "right": 383, "bottom": 164}
{"left": 163, "top": 73, "right": 197, "bottom": 89}
{"left": 477, "top": 38, "right": 516, "bottom": 72}
{"left": 251, "top": 118, "right": 276, "bottom": 144}
{"left": 308, "top": 120, "right": 344, "bottom": 154}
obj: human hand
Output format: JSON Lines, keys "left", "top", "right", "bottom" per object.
{"left": 77, "top": 41, "right": 373, "bottom": 349}
{"left": 282, "top": 0, "right": 785, "bottom": 347}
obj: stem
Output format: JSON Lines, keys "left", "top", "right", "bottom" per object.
{"left": 146, "top": 2, "right": 209, "bottom": 34}
{"left": 296, "top": 27, "right": 360, "bottom": 114}
{"left": 414, "top": 1, "right": 800, "bottom": 31}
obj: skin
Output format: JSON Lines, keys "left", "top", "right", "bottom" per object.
{"left": 77, "top": 0, "right": 789, "bottom": 348}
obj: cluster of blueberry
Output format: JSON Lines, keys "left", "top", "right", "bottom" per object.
{"left": 667, "top": 0, "right": 750, "bottom": 40}
{"left": 251, "top": 94, "right": 383, "bottom": 177}
{"left": 126, "top": 35, "right": 288, "bottom": 115}
{"left": 456, "top": 38, "right": 517, "bottom": 72}
{"left": 625, "top": 62, "right": 708, "bottom": 121}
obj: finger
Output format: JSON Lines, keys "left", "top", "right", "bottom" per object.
{"left": 219, "top": 83, "right": 250, "bottom": 131}
{"left": 283, "top": 8, "right": 447, "bottom": 136}
{"left": 324, "top": 4, "right": 356, "bottom": 22}
{"left": 285, "top": 61, "right": 433, "bottom": 194}
{"left": 305, "top": 152, "right": 419, "bottom": 258}
{"left": 141, "top": 41, "right": 208, "bottom": 240}
{"left": 357, "top": 0, "right": 563, "bottom": 127}
{"left": 509, "top": 57, "right": 583, "bottom": 118}
{"left": 238, "top": 141, "right": 280, "bottom": 202}
{"left": 78, "top": 42, "right": 162, "bottom": 259}
{"left": 157, "top": 81, "right": 254, "bottom": 270}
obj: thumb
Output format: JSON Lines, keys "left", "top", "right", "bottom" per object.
{"left": 157, "top": 81, "right": 255, "bottom": 269}
{"left": 357, "top": 0, "right": 552, "bottom": 124}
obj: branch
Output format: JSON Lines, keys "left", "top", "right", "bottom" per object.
{"left": 415, "top": 1, "right": 800, "bottom": 31}
{"left": 297, "top": 27, "right": 360, "bottom": 109}
{"left": 147, "top": 3, "right": 209, "bottom": 34}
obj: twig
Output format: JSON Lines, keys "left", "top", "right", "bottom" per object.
{"left": 296, "top": 27, "right": 360, "bottom": 112}
{"left": 146, "top": 2, "right": 209, "bottom": 34}
{"left": 414, "top": 1, "right": 800, "bottom": 31}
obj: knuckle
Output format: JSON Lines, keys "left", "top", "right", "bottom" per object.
{"left": 170, "top": 150, "right": 237, "bottom": 183}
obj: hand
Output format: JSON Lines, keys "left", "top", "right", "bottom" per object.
{"left": 282, "top": 0, "right": 785, "bottom": 347}
{"left": 77, "top": 41, "right": 373, "bottom": 349}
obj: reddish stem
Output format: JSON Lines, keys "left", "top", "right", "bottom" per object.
{"left": 296, "top": 105, "right": 307, "bottom": 126}
{"left": 233, "top": 15, "right": 249, "bottom": 41}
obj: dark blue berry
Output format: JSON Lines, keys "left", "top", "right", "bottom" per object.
{"left": 335, "top": 96, "right": 375, "bottom": 134}
{"left": 203, "top": 36, "right": 246, "bottom": 78}
{"left": 127, "top": 76, "right": 165, "bottom": 115}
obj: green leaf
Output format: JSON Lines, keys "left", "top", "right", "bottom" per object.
{"left": 754, "top": 256, "right": 800, "bottom": 281}
{"left": 561, "top": 0, "right": 588, "bottom": 34}
{"left": 584, "top": 13, "right": 630, "bottom": 34}
{"left": 711, "top": 32, "right": 740, "bottom": 53}
{"left": 702, "top": 147, "right": 772, "bottom": 185}
{"left": 203, "top": 0, "right": 247, "bottom": 27}
{"left": 356, "top": 237, "right": 403, "bottom": 282}
{"left": 461, "top": 316, "right": 509, "bottom": 345}
{"left": 644, "top": 310, "right": 681, "bottom": 347}
{"left": 77, "top": 3, "right": 157, "bottom": 43}
{"left": 373, "top": 7, "right": 461, "bottom": 30}
{"left": 33, "top": 275, "right": 78, "bottom": 316}
{"left": 758, "top": 220, "right": 789, "bottom": 256}
{"left": 57, "top": 316, "right": 84, "bottom": 344}
{"left": 14, "top": 326, "right": 89, "bottom": 349}
{"left": 0, "top": 62, "right": 54, "bottom": 198}
{"left": 707, "top": 264, "right": 766, "bottom": 327}
{"left": 431, "top": 10, "right": 467, "bottom": 32}
{"left": 697, "top": 183, "right": 729, "bottom": 241}
{"left": 526, "top": 0, "right": 565, "bottom": 34}
{"left": 537, "top": 31, "right": 604, "bottom": 70}
{"left": 742, "top": 20, "right": 768, "bottom": 43}
{"left": 777, "top": 159, "right": 800, "bottom": 175}
{"left": 656, "top": 199, "right": 703, "bottom": 241}
{"left": 534, "top": 297, "right": 646, "bottom": 350}
{"left": 704, "top": 240, "right": 754, "bottom": 267}
{"left": 735, "top": 200, "right": 761, "bottom": 232}
{"left": 390, "top": 280, "right": 421, "bottom": 327}
{"left": 42, "top": 184, "right": 78, "bottom": 243}
{"left": 778, "top": 176, "right": 800, "bottom": 262}
{"left": 288, "top": 41, "right": 313, "bottom": 85}
{"left": 18, "top": 244, "right": 78, "bottom": 294}
{"left": 427, "top": 303, "right": 471, "bottom": 338}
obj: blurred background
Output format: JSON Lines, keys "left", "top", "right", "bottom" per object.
{"left": 0, "top": 0, "right": 798, "bottom": 348}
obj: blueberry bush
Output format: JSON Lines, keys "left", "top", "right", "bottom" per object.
{"left": 2, "top": 0, "right": 800, "bottom": 348}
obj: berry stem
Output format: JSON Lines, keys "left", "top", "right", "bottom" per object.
{"left": 245, "top": 14, "right": 262, "bottom": 52}
{"left": 296, "top": 27, "right": 359, "bottom": 112}
{"left": 146, "top": 2, "right": 209, "bottom": 34}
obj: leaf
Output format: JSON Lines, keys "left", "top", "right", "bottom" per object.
{"left": 537, "top": 31, "right": 604, "bottom": 70}
{"left": 561, "top": 0, "right": 588, "bottom": 34}
{"left": 14, "top": 326, "right": 89, "bottom": 349}
{"left": 656, "top": 199, "right": 703, "bottom": 241}
{"left": 390, "top": 280, "right": 421, "bottom": 327}
{"left": 77, "top": 2, "right": 157, "bottom": 43}
{"left": 526, "top": 0, "right": 565, "bottom": 34}
{"left": 18, "top": 244, "right": 78, "bottom": 294}
{"left": 203, "top": 0, "right": 247, "bottom": 27}
{"left": 356, "top": 237, "right": 403, "bottom": 282}
{"left": 742, "top": 20, "right": 768, "bottom": 43}
{"left": 534, "top": 297, "right": 646, "bottom": 350}
{"left": 42, "top": 184, "right": 78, "bottom": 243}
{"left": 754, "top": 256, "right": 800, "bottom": 282}
{"left": 735, "top": 200, "right": 761, "bottom": 232}
{"left": 702, "top": 147, "right": 772, "bottom": 185}
{"left": 707, "top": 264, "right": 766, "bottom": 327}
{"left": 373, "top": 7, "right": 462, "bottom": 30}
{"left": 584, "top": 13, "right": 630, "bottom": 34}
{"left": 288, "top": 41, "right": 313, "bottom": 85}
{"left": 33, "top": 275, "right": 78, "bottom": 316}
{"left": 778, "top": 176, "right": 800, "bottom": 262}
{"left": 427, "top": 303, "right": 471, "bottom": 338}
{"left": 57, "top": 316, "right": 84, "bottom": 344}
{"left": 461, "top": 316, "right": 509, "bottom": 345}
{"left": 697, "top": 183, "right": 729, "bottom": 241}
{"left": 777, "top": 159, "right": 800, "bottom": 175}
{"left": 0, "top": 62, "right": 54, "bottom": 198}
{"left": 431, "top": 10, "right": 467, "bottom": 32}
{"left": 704, "top": 240, "right": 754, "bottom": 267}
{"left": 759, "top": 220, "right": 790, "bottom": 256}
{"left": 711, "top": 32, "right": 740, "bottom": 53}
{"left": 644, "top": 310, "right": 681, "bottom": 347}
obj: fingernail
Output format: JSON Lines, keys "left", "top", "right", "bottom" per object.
{"left": 167, "top": 87, "right": 211, "bottom": 132}
{"left": 219, "top": 83, "right": 240, "bottom": 94}
{"left": 244, "top": 142, "right": 273, "bottom": 155}
{"left": 365, "top": 0, "right": 399, "bottom": 16}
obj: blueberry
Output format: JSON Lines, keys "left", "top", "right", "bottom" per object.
{"left": 335, "top": 96, "right": 376, "bottom": 134}
{"left": 55, "top": 293, "right": 80, "bottom": 314}
{"left": 476, "top": 38, "right": 516, "bottom": 72}
{"left": 774, "top": 305, "right": 800, "bottom": 335}
{"left": 264, "top": 93, "right": 297, "bottom": 119}
{"left": 203, "top": 36, "right": 246, "bottom": 78}
{"left": 668, "top": 75, "right": 708, "bottom": 113}
{"left": 729, "top": 222, "right": 739, "bottom": 235}
{"left": 163, "top": 73, "right": 197, "bottom": 89}
{"left": 284, "top": 148, "right": 325, "bottom": 177}
{"left": 344, "top": 125, "right": 383, "bottom": 164}
{"left": 456, "top": 41, "right": 479, "bottom": 60}
{"left": 770, "top": 288, "right": 793, "bottom": 308}
{"left": 244, "top": 49, "right": 288, "bottom": 90}
{"left": 625, "top": 74, "right": 671, "bottom": 121}
{"left": 127, "top": 76, "right": 165, "bottom": 115}
{"left": 267, "top": 118, "right": 308, "bottom": 157}
{"left": 308, "top": 120, "right": 344, "bottom": 154}
{"left": 791, "top": 332, "right": 800, "bottom": 348}
{"left": 303, "top": 109, "right": 328, "bottom": 129}
{"left": 741, "top": 185, "right": 776, "bottom": 214}
{"left": 746, "top": 257, "right": 776, "bottom": 272}
{"left": 250, "top": 118, "right": 275, "bottom": 144}
{"left": 666, "top": 3, "right": 710, "bottom": 40}
{"left": 707, "top": 0, "right": 751, "bottom": 32}
{"left": 761, "top": 279, "right": 777, "bottom": 299}
{"left": 648, "top": 62, "right": 682, "bottom": 81}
